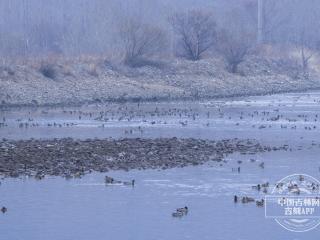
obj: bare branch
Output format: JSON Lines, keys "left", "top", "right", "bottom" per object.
{"left": 169, "top": 9, "right": 216, "bottom": 61}
{"left": 119, "top": 18, "right": 168, "bottom": 67}
{"left": 217, "top": 29, "right": 253, "bottom": 73}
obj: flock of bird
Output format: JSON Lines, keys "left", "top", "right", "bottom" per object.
{"left": 1, "top": 94, "right": 320, "bottom": 218}
{"left": 1, "top": 99, "right": 320, "bottom": 137}
{"left": 234, "top": 175, "right": 320, "bottom": 209}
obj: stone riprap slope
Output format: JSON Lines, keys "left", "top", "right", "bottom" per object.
{"left": 0, "top": 56, "right": 319, "bottom": 106}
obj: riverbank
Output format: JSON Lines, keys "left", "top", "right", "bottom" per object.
{"left": 0, "top": 138, "right": 287, "bottom": 178}
{"left": 1, "top": 55, "right": 320, "bottom": 107}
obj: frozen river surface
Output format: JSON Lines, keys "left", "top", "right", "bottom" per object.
{"left": 1, "top": 91, "right": 320, "bottom": 239}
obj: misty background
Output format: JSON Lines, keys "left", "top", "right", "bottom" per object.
{"left": 0, "top": 0, "right": 319, "bottom": 59}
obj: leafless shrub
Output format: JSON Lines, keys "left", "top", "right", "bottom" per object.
{"left": 170, "top": 9, "right": 216, "bottom": 61}
{"left": 0, "top": 66, "right": 15, "bottom": 77}
{"left": 278, "top": 57, "right": 301, "bottom": 79}
{"left": 119, "top": 18, "right": 168, "bottom": 68}
{"left": 39, "top": 63, "right": 56, "bottom": 79}
{"left": 217, "top": 30, "right": 253, "bottom": 73}
{"left": 285, "top": 4, "right": 320, "bottom": 77}
{"left": 292, "top": 30, "right": 317, "bottom": 77}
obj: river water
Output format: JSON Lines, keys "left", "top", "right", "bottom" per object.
{"left": 1, "top": 91, "right": 320, "bottom": 240}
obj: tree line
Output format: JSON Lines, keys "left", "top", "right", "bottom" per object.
{"left": 119, "top": 9, "right": 252, "bottom": 73}
{"left": 0, "top": 0, "right": 319, "bottom": 75}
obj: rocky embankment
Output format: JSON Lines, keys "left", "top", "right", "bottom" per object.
{"left": 1, "top": 56, "right": 320, "bottom": 107}
{"left": 0, "top": 138, "right": 287, "bottom": 178}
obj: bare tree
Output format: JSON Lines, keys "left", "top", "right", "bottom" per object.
{"left": 119, "top": 18, "right": 168, "bottom": 67}
{"left": 287, "top": 2, "right": 320, "bottom": 76}
{"left": 217, "top": 30, "right": 252, "bottom": 73}
{"left": 170, "top": 9, "right": 216, "bottom": 61}
{"left": 296, "top": 31, "right": 314, "bottom": 74}
{"left": 289, "top": 28, "right": 319, "bottom": 78}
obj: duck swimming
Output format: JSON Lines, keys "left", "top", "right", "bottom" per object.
{"left": 242, "top": 197, "right": 255, "bottom": 203}
{"left": 123, "top": 180, "right": 135, "bottom": 186}
{"left": 256, "top": 199, "right": 265, "bottom": 207}
{"left": 105, "top": 176, "right": 114, "bottom": 184}
{"left": 1, "top": 207, "right": 7, "bottom": 213}
{"left": 177, "top": 206, "right": 188, "bottom": 214}
{"left": 105, "top": 176, "right": 135, "bottom": 186}
{"left": 252, "top": 184, "right": 261, "bottom": 191}
{"left": 172, "top": 211, "right": 184, "bottom": 218}
{"left": 172, "top": 206, "right": 189, "bottom": 217}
